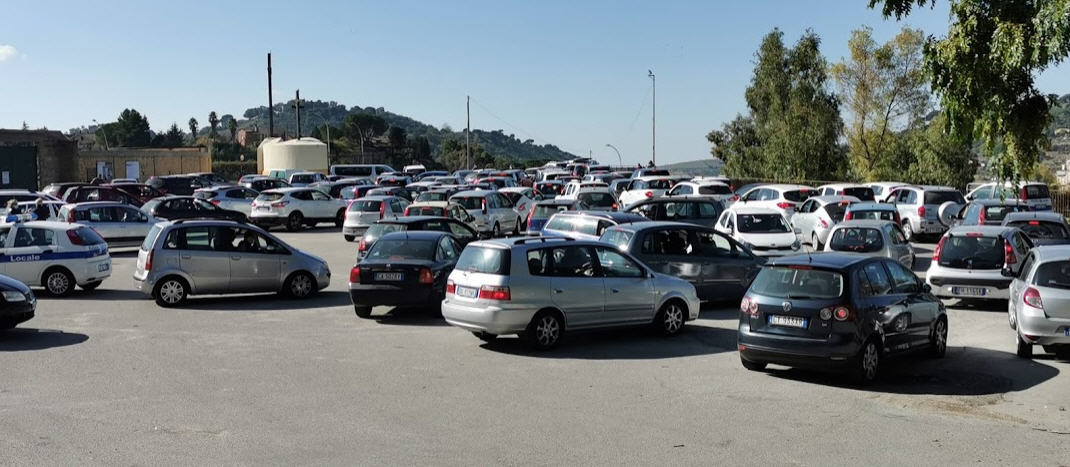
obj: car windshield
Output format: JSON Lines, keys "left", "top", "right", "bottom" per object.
{"left": 823, "top": 203, "right": 849, "bottom": 222}
{"left": 848, "top": 209, "right": 896, "bottom": 221}
{"left": 545, "top": 215, "right": 600, "bottom": 236}
{"left": 599, "top": 229, "right": 634, "bottom": 250}
{"left": 417, "top": 192, "right": 449, "bottom": 203}
{"left": 366, "top": 239, "right": 435, "bottom": 260}
{"left": 1034, "top": 261, "right": 1070, "bottom": 290}
{"left": 350, "top": 200, "right": 383, "bottom": 212}
{"left": 783, "top": 190, "right": 811, "bottom": 202}
{"left": 454, "top": 246, "right": 509, "bottom": 274}
{"left": 841, "top": 187, "right": 875, "bottom": 201}
{"left": 256, "top": 192, "right": 284, "bottom": 202}
{"left": 738, "top": 214, "right": 790, "bottom": 233}
{"left": 749, "top": 266, "right": 844, "bottom": 299}
{"left": 938, "top": 235, "right": 1004, "bottom": 269}
{"left": 1006, "top": 220, "right": 1070, "bottom": 239}
{"left": 643, "top": 179, "right": 673, "bottom": 190}
{"left": 454, "top": 197, "right": 484, "bottom": 210}
{"left": 408, "top": 206, "right": 445, "bottom": 216}
{"left": 925, "top": 191, "right": 965, "bottom": 205}
{"left": 577, "top": 192, "right": 616, "bottom": 207}
{"left": 828, "top": 228, "right": 884, "bottom": 253}
{"left": 501, "top": 192, "right": 522, "bottom": 204}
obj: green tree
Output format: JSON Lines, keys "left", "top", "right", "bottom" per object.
{"left": 208, "top": 111, "right": 219, "bottom": 138}
{"left": 163, "top": 123, "right": 184, "bottom": 148}
{"left": 188, "top": 118, "right": 198, "bottom": 141}
{"left": 227, "top": 118, "right": 238, "bottom": 142}
{"left": 386, "top": 126, "right": 407, "bottom": 148}
{"left": 114, "top": 108, "right": 151, "bottom": 147}
{"left": 439, "top": 137, "right": 491, "bottom": 171}
{"left": 707, "top": 115, "right": 763, "bottom": 178}
{"left": 830, "top": 26, "right": 928, "bottom": 181}
{"left": 343, "top": 113, "right": 388, "bottom": 140}
{"left": 869, "top": 0, "right": 1070, "bottom": 181}
{"left": 904, "top": 112, "right": 977, "bottom": 188}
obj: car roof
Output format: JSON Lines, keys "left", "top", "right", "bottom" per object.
{"left": 608, "top": 220, "right": 715, "bottom": 233}
{"left": 551, "top": 210, "right": 648, "bottom": 222}
{"left": 7, "top": 220, "right": 80, "bottom": 230}
{"left": 816, "top": 183, "right": 870, "bottom": 189}
{"left": 408, "top": 201, "right": 451, "bottom": 208}
{"left": 452, "top": 190, "right": 494, "bottom": 197}
{"left": 376, "top": 230, "right": 451, "bottom": 242}
{"left": 947, "top": 225, "right": 1013, "bottom": 236}
{"left": 354, "top": 195, "right": 395, "bottom": 201}
{"left": 766, "top": 252, "right": 874, "bottom": 269}
{"left": 634, "top": 176, "right": 673, "bottom": 181}
{"left": 1028, "top": 244, "right": 1070, "bottom": 261}
{"left": 63, "top": 201, "right": 132, "bottom": 208}
{"left": 468, "top": 236, "right": 602, "bottom": 250}
{"left": 747, "top": 184, "right": 812, "bottom": 192}
{"left": 632, "top": 196, "right": 721, "bottom": 205}
{"left": 536, "top": 199, "right": 580, "bottom": 206}
{"left": 971, "top": 198, "right": 1028, "bottom": 205}
{"left": 498, "top": 187, "right": 531, "bottom": 193}
{"left": 833, "top": 219, "right": 896, "bottom": 229}
{"left": 1002, "top": 211, "right": 1066, "bottom": 223}
{"left": 810, "top": 195, "right": 861, "bottom": 204}
{"left": 379, "top": 216, "right": 454, "bottom": 224}
{"left": 847, "top": 202, "right": 894, "bottom": 210}
{"left": 730, "top": 206, "right": 781, "bottom": 215}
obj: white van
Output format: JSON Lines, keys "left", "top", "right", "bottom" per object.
{"left": 329, "top": 164, "right": 396, "bottom": 180}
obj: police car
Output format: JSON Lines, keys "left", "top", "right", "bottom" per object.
{"left": 0, "top": 216, "right": 112, "bottom": 296}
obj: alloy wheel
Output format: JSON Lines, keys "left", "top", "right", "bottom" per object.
{"left": 934, "top": 320, "right": 947, "bottom": 354}
{"left": 535, "top": 315, "right": 560, "bottom": 347}
{"left": 663, "top": 304, "right": 683, "bottom": 334}
{"left": 159, "top": 280, "right": 185, "bottom": 304}
{"left": 47, "top": 272, "right": 70, "bottom": 295}
{"left": 861, "top": 342, "right": 879, "bottom": 381}
{"left": 291, "top": 274, "right": 313, "bottom": 297}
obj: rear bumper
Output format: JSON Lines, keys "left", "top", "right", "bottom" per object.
{"left": 441, "top": 298, "right": 537, "bottom": 335}
{"left": 251, "top": 215, "right": 288, "bottom": 227}
{"left": 926, "top": 274, "right": 1010, "bottom": 299}
{"left": 349, "top": 285, "right": 437, "bottom": 307}
{"left": 1017, "top": 307, "right": 1070, "bottom": 346}
{"left": 342, "top": 225, "right": 369, "bottom": 237}
{"left": 911, "top": 218, "right": 946, "bottom": 234}
{"left": 737, "top": 322, "right": 861, "bottom": 370}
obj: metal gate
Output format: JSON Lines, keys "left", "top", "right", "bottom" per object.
{"left": 0, "top": 146, "right": 39, "bottom": 190}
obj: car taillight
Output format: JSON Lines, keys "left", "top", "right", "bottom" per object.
{"left": 478, "top": 285, "right": 510, "bottom": 301}
{"left": 271, "top": 201, "right": 288, "bottom": 208}
{"left": 481, "top": 199, "right": 488, "bottom": 215}
{"left": 144, "top": 250, "right": 153, "bottom": 271}
{"left": 819, "top": 218, "right": 829, "bottom": 228}
{"left": 66, "top": 229, "right": 84, "bottom": 245}
{"left": 739, "top": 297, "right": 758, "bottom": 317}
{"left": 978, "top": 208, "right": 986, "bottom": 223}
{"left": 350, "top": 266, "right": 361, "bottom": 283}
{"left": 446, "top": 280, "right": 456, "bottom": 295}
{"left": 358, "top": 238, "right": 368, "bottom": 252}
{"left": 918, "top": 205, "right": 926, "bottom": 217}
{"left": 1021, "top": 187, "right": 1028, "bottom": 201}
{"left": 731, "top": 195, "right": 739, "bottom": 202}
{"left": 833, "top": 306, "right": 853, "bottom": 321}
{"left": 1004, "top": 239, "right": 1017, "bottom": 264}
{"left": 527, "top": 205, "right": 536, "bottom": 229}
{"left": 379, "top": 202, "right": 386, "bottom": 219}
{"left": 932, "top": 236, "right": 947, "bottom": 262}
{"left": 419, "top": 268, "right": 433, "bottom": 284}
{"left": 67, "top": 210, "right": 76, "bottom": 223}
{"left": 844, "top": 212, "right": 852, "bottom": 220}
{"left": 611, "top": 202, "right": 618, "bottom": 210}
{"left": 404, "top": 207, "right": 410, "bottom": 216}
{"left": 210, "top": 199, "right": 221, "bottom": 206}
{"left": 1024, "top": 287, "right": 1043, "bottom": 309}
{"left": 776, "top": 202, "right": 792, "bottom": 210}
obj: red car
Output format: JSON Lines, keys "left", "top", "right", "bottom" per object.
{"left": 105, "top": 183, "right": 166, "bottom": 204}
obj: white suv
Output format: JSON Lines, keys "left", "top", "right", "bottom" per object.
{"left": 250, "top": 188, "right": 347, "bottom": 232}
{"left": 441, "top": 237, "right": 701, "bottom": 349}
{"left": 450, "top": 190, "right": 522, "bottom": 237}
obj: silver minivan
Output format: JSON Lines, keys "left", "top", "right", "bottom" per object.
{"left": 133, "top": 220, "right": 331, "bottom": 307}
{"left": 823, "top": 220, "right": 915, "bottom": 269}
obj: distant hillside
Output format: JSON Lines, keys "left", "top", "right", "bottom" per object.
{"left": 661, "top": 158, "right": 724, "bottom": 176}
{"left": 237, "top": 100, "right": 576, "bottom": 162}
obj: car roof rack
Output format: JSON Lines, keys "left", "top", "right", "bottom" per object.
{"left": 512, "top": 236, "right": 572, "bottom": 245}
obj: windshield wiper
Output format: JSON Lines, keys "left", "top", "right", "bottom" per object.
{"left": 787, "top": 294, "right": 813, "bottom": 299}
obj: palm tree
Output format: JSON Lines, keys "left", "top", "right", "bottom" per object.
{"left": 228, "top": 118, "right": 238, "bottom": 142}
{"left": 188, "top": 117, "right": 198, "bottom": 142}
{"left": 208, "top": 111, "right": 219, "bottom": 138}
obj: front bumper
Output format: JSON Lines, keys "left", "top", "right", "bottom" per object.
{"left": 0, "top": 299, "right": 35, "bottom": 327}
{"left": 737, "top": 322, "right": 862, "bottom": 370}
{"left": 349, "top": 285, "right": 436, "bottom": 307}
{"left": 441, "top": 298, "right": 537, "bottom": 335}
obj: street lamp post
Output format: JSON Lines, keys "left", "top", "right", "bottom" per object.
{"left": 92, "top": 119, "right": 110, "bottom": 151}
{"left": 605, "top": 144, "right": 622, "bottom": 168}
{"left": 648, "top": 70, "right": 656, "bottom": 167}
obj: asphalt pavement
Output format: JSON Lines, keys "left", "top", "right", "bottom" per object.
{"left": 1, "top": 230, "right": 1069, "bottom": 465}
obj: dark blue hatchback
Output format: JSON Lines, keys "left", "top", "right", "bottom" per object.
{"left": 737, "top": 253, "right": 947, "bottom": 383}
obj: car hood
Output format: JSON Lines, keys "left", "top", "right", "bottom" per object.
{"left": 0, "top": 274, "right": 31, "bottom": 293}
{"left": 737, "top": 231, "right": 797, "bottom": 246}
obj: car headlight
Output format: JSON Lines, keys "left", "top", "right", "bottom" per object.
{"left": 2, "top": 291, "right": 27, "bottom": 302}
{"left": 791, "top": 240, "right": 801, "bottom": 250}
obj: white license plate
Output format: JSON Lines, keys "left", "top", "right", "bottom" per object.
{"left": 257, "top": 206, "right": 269, "bottom": 211}
{"left": 769, "top": 315, "right": 807, "bottom": 328}
{"left": 952, "top": 287, "right": 986, "bottom": 297}
{"left": 374, "top": 272, "right": 403, "bottom": 281}
{"left": 456, "top": 286, "right": 478, "bottom": 298}
{"left": 98, "top": 263, "right": 110, "bottom": 272}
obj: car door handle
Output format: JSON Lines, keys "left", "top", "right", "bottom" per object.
{"left": 231, "top": 256, "right": 241, "bottom": 261}
{"left": 181, "top": 255, "right": 191, "bottom": 259}
{"left": 553, "top": 289, "right": 564, "bottom": 294}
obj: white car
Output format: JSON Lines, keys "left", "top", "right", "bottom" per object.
{"left": 193, "top": 185, "right": 260, "bottom": 216}
{"left": 734, "top": 184, "right": 813, "bottom": 219}
{"left": 1007, "top": 244, "right": 1070, "bottom": 358}
{"left": 560, "top": 181, "right": 609, "bottom": 200}
{"left": 342, "top": 195, "right": 409, "bottom": 241}
{"left": 404, "top": 201, "right": 474, "bottom": 226}
{"left": 618, "top": 176, "right": 675, "bottom": 209}
{"left": 57, "top": 202, "right": 156, "bottom": 249}
{"left": 813, "top": 184, "right": 876, "bottom": 202}
{"left": 715, "top": 207, "right": 801, "bottom": 257}
{"left": 0, "top": 219, "right": 112, "bottom": 296}
{"left": 791, "top": 195, "right": 859, "bottom": 249}
{"left": 250, "top": 188, "right": 347, "bottom": 232}
{"left": 498, "top": 187, "right": 537, "bottom": 223}
{"left": 869, "top": 182, "right": 907, "bottom": 202}
{"left": 966, "top": 181, "right": 1053, "bottom": 211}
{"left": 667, "top": 181, "right": 734, "bottom": 203}
{"left": 450, "top": 190, "right": 523, "bottom": 237}
{"left": 925, "top": 226, "right": 1031, "bottom": 301}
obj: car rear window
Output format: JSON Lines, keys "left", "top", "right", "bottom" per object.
{"left": 1033, "top": 261, "right": 1070, "bottom": 290}
{"left": 408, "top": 206, "right": 445, "bottom": 216}
{"left": 350, "top": 200, "right": 383, "bottom": 212}
{"left": 544, "top": 215, "right": 600, "bottom": 236}
{"left": 333, "top": 166, "right": 373, "bottom": 177}
{"left": 256, "top": 192, "right": 284, "bottom": 202}
{"left": 416, "top": 192, "right": 449, "bottom": 202}
{"left": 533, "top": 204, "right": 573, "bottom": 219}
{"left": 454, "top": 197, "right": 484, "bottom": 210}
{"left": 1006, "top": 220, "right": 1070, "bottom": 239}
{"left": 738, "top": 214, "right": 790, "bottom": 233}
{"left": 577, "top": 192, "right": 616, "bottom": 207}
{"left": 924, "top": 191, "right": 965, "bottom": 205}
{"left": 823, "top": 203, "right": 849, "bottom": 222}
{"left": 366, "top": 239, "right": 435, "bottom": 260}
{"left": 982, "top": 205, "right": 1025, "bottom": 223}
{"left": 141, "top": 224, "right": 163, "bottom": 250}
{"left": 848, "top": 209, "right": 896, "bottom": 221}
{"left": 1024, "top": 184, "right": 1050, "bottom": 199}
{"left": 841, "top": 187, "right": 875, "bottom": 201}
{"left": 749, "top": 266, "right": 844, "bottom": 299}
{"left": 828, "top": 227, "right": 884, "bottom": 253}
{"left": 698, "top": 185, "right": 733, "bottom": 195}
{"left": 599, "top": 229, "right": 634, "bottom": 250}
{"left": 938, "top": 235, "right": 1004, "bottom": 269}
{"left": 644, "top": 179, "right": 673, "bottom": 190}
{"left": 455, "top": 246, "right": 510, "bottom": 275}
{"left": 71, "top": 226, "right": 106, "bottom": 246}
{"left": 643, "top": 169, "right": 670, "bottom": 176}
{"left": 782, "top": 190, "right": 811, "bottom": 202}
{"left": 363, "top": 223, "right": 405, "bottom": 242}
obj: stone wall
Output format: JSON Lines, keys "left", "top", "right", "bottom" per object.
{"left": 0, "top": 129, "right": 79, "bottom": 189}
{"left": 79, "top": 147, "right": 211, "bottom": 182}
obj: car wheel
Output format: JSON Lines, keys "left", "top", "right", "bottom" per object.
{"left": 335, "top": 209, "right": 345, "bottom": 228}
{"left": 1016, "top": 331, "right": 1033, "bottom": 358}
{"left": 654, "top": 300, "right": 686, "bottom": 336}
{"left": 525, "top": 311, "right": 563, "bottom": 350}
{"left": 80, "top": 280, "right": 102, "bottom": 291}
{"left": 902, "top": 221, "right": 914, "bottom": 242}
{"left": 512, "top": 218, "right": 521, "bottom": 236}
{"left": 811, "top": 232, "right": 822, "bottom": 251}
{"left": 473, "top": 331, "right": 497, "bottom": 343}
{"left": 42, "top": 268, "right": 75, "bottom": 297}
{"left": 492, "top": 222, "right": 501, "bottom": 238}
{"left": 283, "top": 272, "right": 316, "bottom": 299}
{"left": 154, "top": 276, "right": 188, "bottom": 307}
{"left": 853, "top": 339, "right": 881, "bottom": 384}
{"left": 928, "top": 317, "right": 947, "bottom": 358}
{"left": 344, "top": 235, "right": 355, "bottom": 242}
{"left": 354, "top": 305, "right": 372, "bottom": 318}
{"left": 286, "top": 212, "right": 304, "bottom": 232}
{"left": 740, "top": 356, "right": 767, "bottom": 371}
{"left": 1008, "top": 308, "right": 1018, "bottom": 330}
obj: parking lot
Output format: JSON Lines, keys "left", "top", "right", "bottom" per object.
{"left": 2, "top": 229, "right": 1069, "bottom": 465}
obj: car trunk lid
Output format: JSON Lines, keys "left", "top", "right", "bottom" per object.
{"left": 744, "top": 265, "right": 844, "bottom": 339}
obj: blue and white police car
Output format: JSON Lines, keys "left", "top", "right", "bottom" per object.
{"left": 0, "top": 217, "right": 112, "bottom": 296}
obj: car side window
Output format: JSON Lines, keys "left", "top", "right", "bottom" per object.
{"left": 861, "top": 262, "right": 893, "bottom": 296}
{"left": 121, "top": 207, "right": 145, "bottom": 223}
{"left": 448, "top": 222, "right": 474, "bottom": 240}
{"left": 1014, "top": 232, "right": 1032, "bottom": 251}
{"left": 698, "top": 202, "right": 720, "bottom": 218}
{"left": 885, "top": 261, "right": 919, "bottom": 293}
{"left": 641, "top": 228, "right": 693, "bottom": 256}
{"left": 595, "top": 247, "right": 644, "bottom": 278}
{"left": 163, "top": 226, "right": 217, "bottom": 251}
{"left": 526, "top": 248, "right": 552, "bottom": 276}
{"left": 799, "top": 200, "right": 814, "bottom": 213}
{"left": 549, "top": 246, "right": 596, "bottom": 277}
{"left": 436, "top": 237, "right": 458, "bottom": 261}
{"left": 743, "top": 189, "right": 760, "bottom": 201}
{"left": 13, "top": 227, "right": 54, "bottom": 247}
{"left": 694, "top": 231, "right": 736, "bottom": 258}
{"left": 310, "top": 190, "right": 330, "bottom": 201}
{"left": 0, "top": 227, "right": 10, "bottom": 246}
{"left": 906, "top": 191, "right": 918, "bottom": 204}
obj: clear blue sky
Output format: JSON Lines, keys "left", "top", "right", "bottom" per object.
{"left": 2, "top": 0, "right": 1068, "bottom": 165}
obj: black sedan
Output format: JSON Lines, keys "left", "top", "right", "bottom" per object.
{"left": 738, "top": 253, "right": 947, "bottom": 383}
{"left": 141, "top": 196, "right": 248, "bottom": 222}
{"left": 0, "top": 274, "right": 36, "bottom": 330}
{"left": 349, "top": 231, "right": 463, "bottom": 318}
{"left": 358, "top": 216, "right": 478, "bottom": 258}
{"left": 599, "top": 221, "right": 762, "bottom": 302}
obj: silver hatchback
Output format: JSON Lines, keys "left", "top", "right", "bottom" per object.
{"left": 823, "top": 220, "right": 915, "bottom": 269}
{"left": 132, "top": 220, "right": 331, "bottom": 307}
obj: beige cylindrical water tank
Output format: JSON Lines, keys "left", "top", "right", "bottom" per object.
{"left": 257, "top": 137, "right": 329, "bottom": 175}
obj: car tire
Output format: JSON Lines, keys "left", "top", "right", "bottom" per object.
{"left": 740, "top": 356, "right": 767, "bottom": 371}
{"left": 286, "top": 212, "right": 304, "bottom": 232}
{"left": 42, "top": 267, "right": 75, "bottom": 297}
{"left": 80, "top": 280, "right": 102, "bottom": 291}
{"left": 154, "top": 276, "right": 188, "bottom": 307}
{"left": 335, "top": 209, "right": 345, "bottom": 228}
{"left": 492, "top": 222, "right": 501, "bottom": 238}
{"left": 354, "top": 305, "right": 372, "bottom": 318}
{"left": 283, "top": 271, "right": 317, "bottom": 299}
{"left": 1016, "top": 331, "right": 1033, "bottom": 358}
{"left": 902, "top": 221, "right": 914, "bottom": 242}
{"left": 524, "top": 310, "right": 563, "bottom": 350}
{"left": 852, "top": 338, "right": 881, "bottom": 384}
{"left": 928, "top": 317, "right": 947, "bottom": 358}
{"left": 512, "top": 218, "right": 521, "bottom": 236}
{"left": 473, "top": 331, "right": 497, "bottom": 343}
{"left": 811, "top": 232, "right": 822, "bottom": 251}
{"left": 344, "top": 235, "right": 355, "bottom": 242}
{"left": 653, "top": 300, "right": 686, "bottom": 336}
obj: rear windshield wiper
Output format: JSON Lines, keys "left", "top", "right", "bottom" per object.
{"left": 787, "top": 294, "right": 813, "bottom": 299}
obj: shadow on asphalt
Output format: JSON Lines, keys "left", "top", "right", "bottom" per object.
{"left": 58, "top": 289, "right": 147, "bottom": 301}
{"left": 371, "top": 307, "right": 450, "bottom": 327}
{"left": 177, "top": 290, "right": 352, "bottom": 311}
{"left": 762, "top": 346, "right": 1059, "bottom": 395}
{"left": 0, "top": 328, "right": 89, "bottom": 352}
{"left": 948, "top": 298, "right": 1008, "bottom": 313}
{"left": 480, "top": 323, "right": 737, "bottom": 360}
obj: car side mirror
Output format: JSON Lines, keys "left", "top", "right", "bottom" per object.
{"left": 921, "top": 283, "right": 931, "bottom": 293}
{"left": 1001, "top": 267, "right": 1016, "bottom": 278}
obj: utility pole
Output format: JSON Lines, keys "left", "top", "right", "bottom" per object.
{"left": 267, "top": 53, "right": 273, "bottom": 138}
{"left": 292, "top": 90, "right": 304, "bottom": 139}
{"left": 648, "top": 70, "right": 656, "bottom": 166}
{"left": 466, "top": 95, "right": 471, "bottom": 170}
